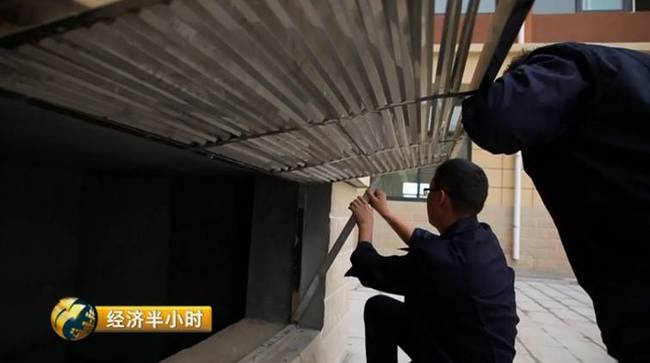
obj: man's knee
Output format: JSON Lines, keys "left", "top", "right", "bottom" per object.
{"left": 364, "top": 294, "right": 396, "bottom": 322}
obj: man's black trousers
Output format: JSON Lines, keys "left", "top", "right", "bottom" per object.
{"left": 364, "top": 294, "right": 447, "bottom": 363}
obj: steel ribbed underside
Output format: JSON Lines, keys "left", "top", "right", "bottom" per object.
{"left": 0, "top": 0, "right": 484, "bottom": 182}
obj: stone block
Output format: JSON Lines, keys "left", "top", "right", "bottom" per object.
{"left": 486, "top": 187, "right": 502, "bottom": 206}
{"left": 485, "top": 168, "right": 503, "bottom": 188}
{"left": 472, "top": 148, "right": 503, "bottom": 169}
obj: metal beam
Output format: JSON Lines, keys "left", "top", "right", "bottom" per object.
{"left": 450, "top": 0, "right": 535, "bottom": 156}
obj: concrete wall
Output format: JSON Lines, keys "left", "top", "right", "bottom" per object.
{"left": 297, "top": 181, "right": 358, "bottom": 363}
{"left": 370, "top": 201, "right": 431, "bottom": 256}
{"left": 432, "top": 12, "right": 650, "bottom": 44}
{"left": 0, "top": 160, "right": 254, "bottom": 363}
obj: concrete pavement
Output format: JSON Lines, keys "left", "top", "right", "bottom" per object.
{"left": 344, "top": 277, "right": 614, "bottom": 363}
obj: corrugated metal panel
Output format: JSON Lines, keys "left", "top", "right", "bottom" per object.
{"left": 0, "top": 0, "right": 481, "bottom": 182}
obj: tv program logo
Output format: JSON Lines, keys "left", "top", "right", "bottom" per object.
{"left": 50, "top": 298, "right": 97, "bottom": 341}
{"left": 51, "top": 297, "right": 212, "bottom": 341}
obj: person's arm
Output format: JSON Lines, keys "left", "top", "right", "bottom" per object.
{"left": 462, "top": 52, "right": 588, "bottom": 154}
{"left": 348, "top": 196, "right": 374, "bottom": 244}
{"left": 344, "top": 242, "right": 411, "bottom": 295}
{"left": 366, "top": 190, "right": 415, "bottom": 246}
{"left": 346, "top": 195, "right": 409, "bottom": 295}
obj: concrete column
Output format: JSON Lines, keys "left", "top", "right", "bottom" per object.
{"left": 245, "top": 175, "right": 299, "bottom": 323}
{"left": 297, "top": 183, "right": 332, "bottom": 329}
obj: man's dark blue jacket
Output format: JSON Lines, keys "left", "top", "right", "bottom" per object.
{"left": 345, "top": 216, "right": 518, "bottom": 363}
{"left": 462, "top": 42, "right": 650, "bottom": 361}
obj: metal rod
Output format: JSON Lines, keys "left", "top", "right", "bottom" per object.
{"left": 206, "top": 90, "right": 477, "bottom": 148}
{"left": 418, "top": 0, "right": 435, "bottom": 166}
{"left": 293, "top": 177, "right": 382, "bottom": 323}
{"left": 432, "top": 0, "right": 479, "bottom": 157}
{"left": 513, "top": 151, "right": 523, "bottom": 260}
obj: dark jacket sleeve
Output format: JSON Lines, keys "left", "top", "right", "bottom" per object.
{"left": 461, "top": 52, "right": 588, "bottom": 154}
{"left": 344, "top": 241, "right": 410, "bottom": 295}
{"left": 409, "top": 228, "right": 463, "bottom": 268}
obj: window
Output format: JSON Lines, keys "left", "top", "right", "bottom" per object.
{"left": 427, "top": 99, "right": 462, "bottom": 137}
{"left": 533, "top": 0, "right": 640, "bottom": 12}
{"left": 447, "top": 101, "right": 463, "bottom": 135}
{"left": 434, "top": 0, "right": 496, "bottom": 14}
{"left": 375, "top": 167, "right": 431, "bottom": 201}
{"left": 533, "top": 0, "right": 576, "bottom": 13}
{"left": 577, "top": 0, "right": 632, "bottom": 11}
{"left": 373, "top": 139, "right": 470, "bottom": 201}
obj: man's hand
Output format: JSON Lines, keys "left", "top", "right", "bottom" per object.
{"left": 367, "top": 189, "right": 391, "bottom": 217}
{"left": 349, "top": 196, "right": 373, "bottom": 242}
{"left": 349, "top": 196, "right": 373, "bottom": 227}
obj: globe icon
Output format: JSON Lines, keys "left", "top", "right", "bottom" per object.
{"left": 51, "top": 297, "right": 97, "bottom": 341}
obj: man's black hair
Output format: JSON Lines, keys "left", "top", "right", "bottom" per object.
{"left": 433, "top": 158, "right": 488, "bottom": 216}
